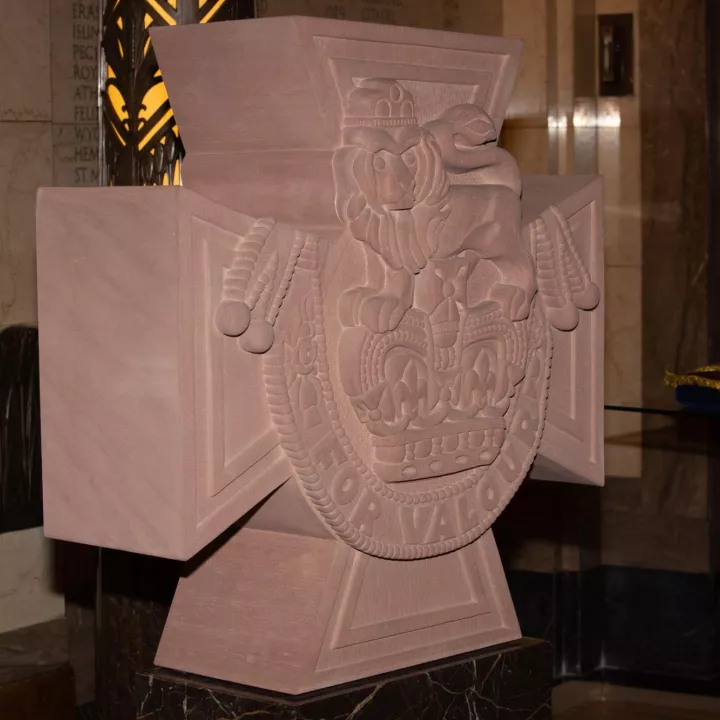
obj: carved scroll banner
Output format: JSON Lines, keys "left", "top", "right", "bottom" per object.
{"left": 36, "top": 17, "right": 603, "bottom": 694}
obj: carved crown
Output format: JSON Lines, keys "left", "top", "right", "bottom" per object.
{"left": 343, "top": 79, "right": 417, "bottom": 128}
{"left": 343, "top": 260, "right": 530, "bottom": 484}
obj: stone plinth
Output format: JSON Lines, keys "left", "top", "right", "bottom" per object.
{"left": 137, "top": 639, "right": 551, "bottom": 720}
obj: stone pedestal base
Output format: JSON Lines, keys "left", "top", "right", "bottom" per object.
{"left": 136, "top": 639, "right": 551, "bottom": 720}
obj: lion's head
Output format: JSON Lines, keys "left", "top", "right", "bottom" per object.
{"left": 332, "top": 80, "right": 451, "bottom": 274}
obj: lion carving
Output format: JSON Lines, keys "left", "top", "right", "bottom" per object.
{"left": 332, "top": 78, "right": 537, "bottom": 334}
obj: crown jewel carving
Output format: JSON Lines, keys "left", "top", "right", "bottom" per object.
{"left": 343, "top": 79, "right": 417, "bottom": 128}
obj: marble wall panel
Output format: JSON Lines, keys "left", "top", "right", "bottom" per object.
{"left": 603, "top": 450, "right": 708, "bottom": 520}
{"left": 255, "top": 0, "right": 504, "bottom": 34}
{"left": 504, "top": 0, "right": 548, "bottom": 120}
{"left": 0, "top": 122, "right": 53, "bottom": 328}
{"left": 500, "top": 124, "right": 551, "bottom": 173}
{"left": 49, "top": 0, "right": 100, "bottom": 189}
{"left": 635, "top": 0, "right": 709, "bottom": 558}
{"left": 604, "top": 266, "right": 642, "bottom": 477}
{"left": 640, "top": 0, "right": 707, "bottom": 405}
{"left": 600, "top": 126, "right": 641, "bottom": 267}
{"left": 0, "top": 0, "right": 51, "bottom": 122}
{"left": 601, "top": 511, "right": 709, "bottom": 573}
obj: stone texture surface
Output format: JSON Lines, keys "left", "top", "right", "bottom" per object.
{"left": 0, "top": 0, "right": 51, "bottom": 122}
{"left": 596, "top": 0, "right": 711, "bottom": 572}
{"left": 256, "top": 0, "right": 504, "bottom": 34}
{"left": 0, "top": 619, "right": 74, "bottom": 719}
{"left": 0, "top": 121, "right": 52, "bottom": 327}
{"left": 136, "top": 639, "right": 552, "bottom": 720}
{"left": 0, "top": 528, "right": 64, "bottom": 635}
{"left": 0, "top": 664, "right": 74, "bottom": 720}
{"left": 0, "top": 618, "right": 68, "bottom": 678}
{"left": 49, "top": 0, "right": 100, "bottom": 189}
{"left": 503, "top": 0, "right": 548, "bottom": 121}
{"left": 640, "top": 0, "right": 707, "bottom": 403}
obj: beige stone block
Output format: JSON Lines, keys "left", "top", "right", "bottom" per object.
{"left": 605, "top": 266, "right": 641, "bottom": 406}
{"left": 49, "top": 0, "right": 100, "bottom": 125}
{"left": 0, "top": 528, "right": 65, "bottom": 634}
{"left": 503, "top": 0, "right": 547, "bottom": 119}
{"left": 601, "top": 95, "right": 639, "bottom": 128}
{"left": 255, "top": 0, "right": 444, "bottom": 28}
{"left": 600, "top": 126, "right": 641, "bottom": 267}
{"left": 601, "top": 510, "right": 709, "bottom": 572}
{"left": 0, "top": 0, "right": 51, "bottom": 121}
{"left": 499, "top": 125, "right": 549, "bottom": 174}
{"left": 255, "top": 0, "right": 504, "bottom": 32}
{"left": 554, "top": 0, "right": 575, "bottom": 118}
{"left": 446, "top": 0, "right": 503, "bottom": 35}
{"left": 0, "top": 121, "right": 53, "bottom": 327}
{"left": 572, "top": 124, "right": 598, "bottom": 174}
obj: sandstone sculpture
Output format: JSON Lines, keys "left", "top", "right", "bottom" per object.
{"left": 36, "top": 17, "right": 603, "bottom": 694}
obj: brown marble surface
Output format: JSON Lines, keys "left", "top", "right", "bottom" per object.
{"left": 0, "top": 664, "right": 74, "bottom": 720}
{"left": 0, "top": 618, "right": 68, "bottom": 682}
{"left": 0, "top": 619, "right": 74, "bottom": 719}
{"left": 640, "top": 0, "right": 707, "bottom": 399}
{"left": 590, "top": 0, "right": 712, "bottom": 573}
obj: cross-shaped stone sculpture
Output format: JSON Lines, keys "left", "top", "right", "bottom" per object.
{"left": 36, "top": 16, "right": 603, "bottom": 695}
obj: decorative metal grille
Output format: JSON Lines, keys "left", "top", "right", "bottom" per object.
{"left": 102, "top": 0, "right": 253, "bottom": 186}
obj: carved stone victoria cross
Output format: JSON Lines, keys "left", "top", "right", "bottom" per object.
{"left": 36, "top": 17, "right": 603, "bottom": 694}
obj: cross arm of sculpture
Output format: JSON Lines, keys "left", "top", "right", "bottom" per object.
{"left": 36, "top": 17, "right": 604, "bottom": 695}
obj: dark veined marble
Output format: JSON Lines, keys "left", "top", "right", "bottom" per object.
{"left": 136, "top": 639, "right": 551, "bottom": 720}
{"left": 0, "top": 325, "right": 43, "bottom": 533}
{"left": 100, "top": 550, "right": 181, "bottom": 720}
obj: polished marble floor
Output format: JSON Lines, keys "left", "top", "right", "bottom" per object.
{"left": 556, "top": 701, "right": 720, "bottom": 719}
{"left": 554, "top": 683, "right": 720, "bottom": 720}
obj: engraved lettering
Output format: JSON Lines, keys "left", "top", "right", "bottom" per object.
{"left": 399, "top": 505, "right": 433, "bottom": 544}
{"left": 311, "top": 433, "right": 347, "bottom": 471}
{"left": 423, "top": 502, "right": 457, "bottom": 543}
{"left": 332, "top": 470, "right": 360, "bottom": 505}
{"left": 455, "top": 491, "right": 479, "bottom": 534}
{"left": 295, "top": 375, "right": 325, "bottom": 432}
{"left": 73, "top": 2, "right": 98, "bottom": 20}
{"left": 509, "top": 406, "right": 538, "bottom": 451}
{"left": 73, "top": 65, "right": 95, "bottom": 81}
{"left": 349, "top": 491, "right": 382, "bottom": 535}
{"left": 522, "top": 354, "right": 541, "bottom": 400}
{"left": 494, "top": 437, "right": 524, "bottom": 484}
{"left": 480, "top": 477, "right": 499, "bottom": 511}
